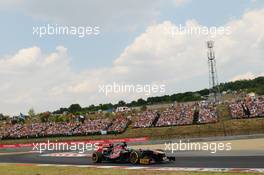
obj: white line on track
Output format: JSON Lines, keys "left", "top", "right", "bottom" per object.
{"left": 0, "top": 151, "right": 38, "bottom": 156}
{"left": 40, "top": 152, "right": 92, "bottom": 157}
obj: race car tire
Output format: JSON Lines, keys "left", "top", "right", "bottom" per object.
{"left": 129, "top": 150, "right": 141, "bottom": 164}
{"left": 92, "top": 152, "right": 103, "bottom": 163}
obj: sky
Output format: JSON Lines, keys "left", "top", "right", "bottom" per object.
{"left": 0, "top": 0, "right": 264, "bottom": 115}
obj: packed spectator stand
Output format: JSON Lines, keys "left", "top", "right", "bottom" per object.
{"left": 107, "top": 114, "right": 130, "bottom": 133}
{"left": 0, "top": 96, "right": 263, "bottom": 140}
{"left": 155, "top": 104, "right": 195, "bottom": 127}
{"left": 133, "top": 110, "right": 158, "bottom": 128}
{"left": 1, "top": 116, "right": 127, "bottom": 139}
{"left": 134, "top": 102, "right": 218, "bottom": 128}
{"left": 198, "top": 102, "right": 218, "bottom": 124}
{"left": 72, "top": 118, "right": 111, "bottom": 135}
{"left": 229, "top": 96, "right": 264, "bottom": 119}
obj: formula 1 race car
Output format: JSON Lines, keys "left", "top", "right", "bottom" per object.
{"left": 92, "top": 142, "right": 175, "bottom": 164}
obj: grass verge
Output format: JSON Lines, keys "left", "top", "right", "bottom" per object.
{"left": 0, "top": 164, "right": 262, "bottom": 175}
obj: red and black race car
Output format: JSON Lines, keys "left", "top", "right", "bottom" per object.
{"left": 92, "top": 142, "right": 175, "bottom": 164}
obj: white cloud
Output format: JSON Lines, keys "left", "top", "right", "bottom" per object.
{"left": 173, "top": 0, "right": 191, "bottom": 7}
{"left": 0, "top": 0, "right": 193, "bottom": 32}
{"left": 0, "top": 46, "right": 73, "bottom": 115}
{"left": 0, "top": 47, "right": 40, "bottom": 68}
{"left": 111, "top": 9, "right": 264, "bottom": 87}
{"left": 0, "top": 0, "right": 23, "bottom": 8}
{"left": 1, "top": 8, "right": 264, "bottom": 115}
{"left": 0, "top": 0, "right": 164, "bottom": 32}
{"left": 230, "top": 72, "right": 264, "bottom": 82}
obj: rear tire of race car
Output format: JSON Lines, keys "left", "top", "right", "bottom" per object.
{"left": 129, "top": 150, "right": 140, "bottom": 164}
{"left": 92, "top": 152, "right": 102, "bottom": 163}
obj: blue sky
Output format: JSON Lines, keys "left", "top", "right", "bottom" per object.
{"left": 0, "top": 0, "right": 264, "bottom": 115}
{"left": 1, "top": 0, "right": 262, "bottom": 70}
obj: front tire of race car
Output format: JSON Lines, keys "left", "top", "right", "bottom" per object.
{"left": 92, "top": 152, "right": 102, "bottom": 163}
{"left": 129, "top": 150, "right": 140, "bottom": 164}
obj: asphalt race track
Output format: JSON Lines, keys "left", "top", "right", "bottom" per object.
{"left": 0, "top": 152, "right": 264, "bottom": 168}
{"left": 1, "top": 136, "right": 264, "bottom": 169}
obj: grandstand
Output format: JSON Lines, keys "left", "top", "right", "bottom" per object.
{"left": 155, "top": 103, "right": 195, "bottom": 127}
{"left": 0, "top": 95, "right": 263, "bottom": 140}
{"left": 133, "top": 110, "right": 158, "bottom": 128}
{"left": 229, "top": 96, "right": 264, "bottom": 119}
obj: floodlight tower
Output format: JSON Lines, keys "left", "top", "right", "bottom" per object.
{"left": 207, "top": 40, "right": 219, "bottom": 102}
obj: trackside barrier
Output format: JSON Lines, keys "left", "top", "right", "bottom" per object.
{"left": 0, "top": 137, "right": 149, "bottom": 149}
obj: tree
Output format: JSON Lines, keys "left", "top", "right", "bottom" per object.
{"left": 28, "top": 108, "right": 35, "bottom": 118}
{"left": 68, "top": 104, "right": 82, "bottom": 113}
{"left": 40, "top": 112, "right": 50, "bottom": 122}
{"left": 255, "top": 85, "right": 264, "bottom": 95}
{"left": 53, "top": 107, "right": 68, "bottom": 114}
{"left": 101, "top": 103, "right": 113, "bottom": 110}
{"left": 117, "top": 100, "right": 126, "bottom": 106}
{"left": 137, "top": 98, "right": 147, "bottom": 106}
{"left": 129, "top": 100, "right": 137, "bottom": 107}
{"left": 0, "top": 113, "right": 5, "bottom": 120}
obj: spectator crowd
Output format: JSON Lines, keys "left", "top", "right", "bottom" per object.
{"left": 198, "top": 102, "right": 218, "bottom": 124}
{"left": 230, "top": 96, "right": 264, "bottom": 119}
{"left": 73, "top": 118, "right": 111, "bottom": 135}
{"left": 0, "top": 116, "right": 128, "bottom": 139}
{"left": 1, "top": 96, "right": 263, "bottom": 140}
{"left": 133, "top": 110, "right": 158, "bottom": 128}
{"left": 133, "top": 102, "right": 218, "bottom": 128}
{"left": 155, "top": 104, "right": 195, "bottom": 127}
{"left": 107, "top": 114, "right": 129, "bottom": 133}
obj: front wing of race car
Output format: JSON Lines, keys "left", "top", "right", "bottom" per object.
{"left": 138, "top": 155, "right": 175, "bottom": 164}
{"left": 136, "top": 149, "right": 175, "bottom": 165}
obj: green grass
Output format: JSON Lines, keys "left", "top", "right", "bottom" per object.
{"left": 0, "top": 164, "right": 262, "bottom": 175}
